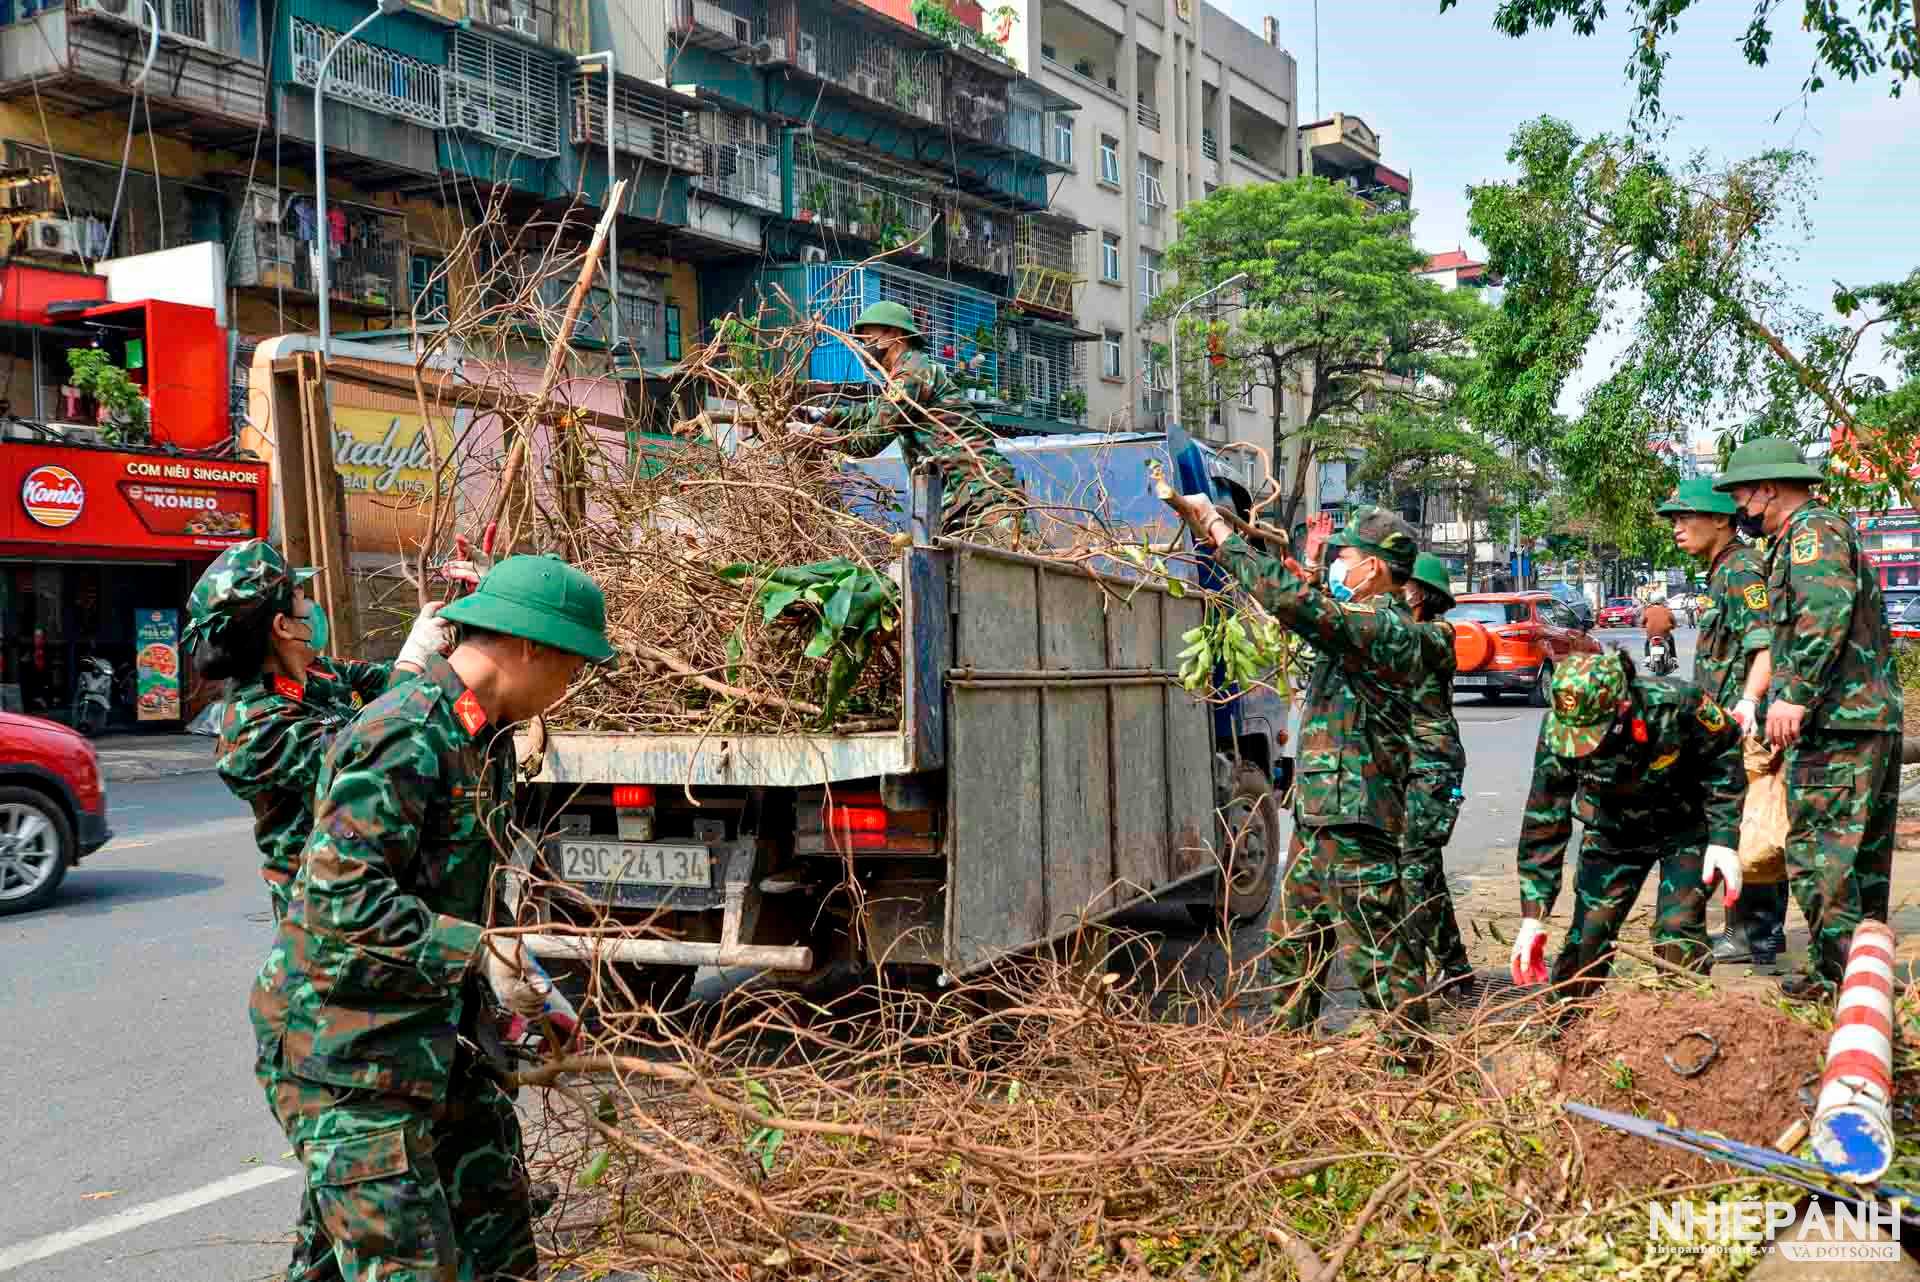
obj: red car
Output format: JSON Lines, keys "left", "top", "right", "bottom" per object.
{"left": 1596, "top": 597, "right": 1640, "bottom": 628}
{"left": 1447, "top": 592, "right": 1603, "bottom": 707}
{"left": 0, "top": 711, "right": 111, "bottom": 916}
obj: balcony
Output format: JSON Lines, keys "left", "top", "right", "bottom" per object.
{"left": 444, "top": 28, "right": 565, "bottom": 159}
{"left": 570, "top": 76, "right": 702, "bottom": 173}
{"left": 230, "top": 184, "right": 407, "bottom": 312}
{"left": 749, "top": 261, "right": 1001, "bottom": 389}
{"left": 1011, "top": 213, "right": 1082, "bottom": 319}
{"left": 942, "top": 199, "right": 1012, "bottom": 276}
{"left": 690, "top": 109, "right": 778, "bottom": 211}
{"left": 767, "top": 0, "right": 942, "bottom": 122}
{"left": 1201, "top": 128, "right": 1217, "bottom": 161}
{"left": 1135, "top": 99, "right": 1158, "bottom": 132}
{"left": 1001, "top": 321, "right": 1086, "bottom": 425}
{"left": 671, "top": 0, "right": 764, "bottom": 50}
{"left": 791, "top": 143, "right": 938, "bottom": 255}
{"left": 0, "top": 0, "right": 266, "bottom": 142}
{"left": 291, "top": 18, "right": 444, "bottom": 128}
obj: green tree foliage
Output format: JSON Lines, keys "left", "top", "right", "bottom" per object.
{"left": 1439, "top": 0, "right": 1920, "bottom": 119}
{"left": 1148, "top": 178, "right": 1483, "bottom": 528}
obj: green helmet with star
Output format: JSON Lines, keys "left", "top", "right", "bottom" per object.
{"left": 182, "top": 538, "right": 317, "bottom": 653}
{"left": 438, "top": 553, "right": 615, "bottom": 664}
{"left": 852, "top": 300, "right": 925, "bottom": 345}
{"left": 1327, "top": 505, "right": 1419, "bottom": 578}
{"left": 1711, "top": 437, "right": 1824, "bottom": 490}
{"left": 1656, "top": 476, "right": 1738, "bottom": 517}
{"left": 1543, "top": 650, "right": 1629, "bottom": 758}
{"left": 1409, "top": 553, "right": 1455, "bottom": 609}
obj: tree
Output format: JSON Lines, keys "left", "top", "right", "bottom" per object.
{"left": 1439, "top": 0, "right": 1920, "bottom": 120}
{"left": 1147, "top": 179, "right": 1484, "bottom": 529}
{"left": 1466, "top": 116, "right": 1920, "bottom": 525}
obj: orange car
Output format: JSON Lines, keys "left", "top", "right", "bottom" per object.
{"left": 1447, "top": 592, "right": 1602, "bottom": 707}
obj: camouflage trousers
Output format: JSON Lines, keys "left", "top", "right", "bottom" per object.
{"left": 257, "top": 1045, "right": 345, "bottom": 1282}
{"left": 1403, "top": 766, "right": 1471, "bottom": 981}
{"left": 1785, "top": 727, "right": 1899, "bottom": 986}
{"left": 1268, "top": 824, "right": 1430, "bottom": 1039}
{"left": 1550, "top": 829, "right": 1712, "bottom": 999}
{"left": 258, "top": 1044, "right": 536, "bottom": 1282}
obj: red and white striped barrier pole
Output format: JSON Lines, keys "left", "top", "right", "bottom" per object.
{"left": 1811, "top": 921, "right": 1898, "bottom": 1184}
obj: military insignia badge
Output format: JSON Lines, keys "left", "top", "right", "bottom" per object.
{"left": 1555, "top": 689, "right": 1578, "bottom": 715}
{"left": 454, "top": 688, "right": 487, "bottom": 737}
{"left": 1697, "top": 696, "right": 1727, "bottom": 732}
{"left": 1790, "top": 528, "right": 1819, "bottom": 565}
{"left": 1742, "top": 583, "right": 1769, "bottom": 611}
{"left": 350, "top": 692, "right": 364, "bottom": 709}
{"left": 272, "top": 676, "right": 304, "bottom": 701}
{"left": 1650, "top": 751, "right": 1679, "bottom": 771}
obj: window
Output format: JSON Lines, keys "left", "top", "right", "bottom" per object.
{"left": 1100, "top": 233, "right": 1121, "bottom": 282}
{"left": 1137, "top": 155, "right": 1165, "bottom": 228}
{"left": 1241, "top": 378, "right": 1256, "bottom": 409}
{"left": 1098, "top": 136, "right": 1120, "bottom": 186}
{"left": 1449, "top": 601, "right": 1528, "bottom": 626}
{"left": 410, "top": 253, "right": 449, "bottom": 323}
{"left": 1102, "top": 329, "right": 1123, "bottom": 379}
{"left": 1137, "top": 249, "right": 1162, "bottom": 312}
{"left": 1053, "top": 115, "right": 1073, "bottom": 167}
{"left": 665, "top": 304, "right": 682, "bottom": 361}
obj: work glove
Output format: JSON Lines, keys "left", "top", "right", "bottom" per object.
{"left": 1702, "top": 845, "right": 1742, "bottom": 908}
{"left": 1732, "top": 698, "right": 1758, "bottom": 738}
{"left": 483, "top": 936, "right": 549, "bottom": 1019}
{"left": 1509, "top": 918, "right": 1549, "bottom": 987}
{"left": 397, "top": 601, "right": 458, "bottom": 671}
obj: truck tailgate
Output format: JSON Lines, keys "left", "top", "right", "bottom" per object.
{"left": 519, "top": 730, "right": 910, "bottom": 788}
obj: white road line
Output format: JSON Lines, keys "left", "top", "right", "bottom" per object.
{"left": 0, "top": 1166, "right": 298, "bottom": 1273}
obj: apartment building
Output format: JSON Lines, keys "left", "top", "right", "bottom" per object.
{"left": 1299, "top": 111, "right": 1409, "bottom": 213}
{"left": 1014, "top": 0, "right": 1297, "bottom": 470}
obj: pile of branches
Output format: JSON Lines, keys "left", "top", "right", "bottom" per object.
{"left": 514, "top": 951, "right": 1794, "bottom": 1282}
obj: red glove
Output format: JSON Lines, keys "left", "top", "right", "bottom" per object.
{"left": 1510, "top": 918, "right": 1549, "bottom": 986}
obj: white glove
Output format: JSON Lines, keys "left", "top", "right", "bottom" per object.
{"left": 1732, "top": 698, "right": 1758, "bottom": 738}
{"left": 483, "top": 936, "right": 548, "bottom": 1019}
{"left": 397, "top": 601, "right": 456, "bottom": 671}
{"left": 1510, "top": 918, "right": 1549, "bottom": 986}
{"left": 1702, "top": 844, "right": 1742, "bottom": 907}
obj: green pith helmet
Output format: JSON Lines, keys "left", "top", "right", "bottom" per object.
{"left": 851, "top": 300, "right": 925, "bottom": 345}
{"left": 1409, "top": 553, "right": 1455, "bottom": 608}
{"left": 1327, "top": 505, "right": 1419, "bottom": 577}
{"left": 439, "top": 554, "right": 615, "bottom": 664}
{"left": 1543, "top": 651, "right": 1628, "bottom": 758}
{"left": 1655, "top": 475, "right": 1739, "bottom": 517}
{"left": 182, "top": 538, "right": 317, "bottom": 652}
{"left": 1711, "top": 436, "right": 1825, "bottom": 491}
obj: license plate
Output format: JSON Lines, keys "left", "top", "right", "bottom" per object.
{"left": 557, "top": 840, "right": 710, "bottom": 889}
{"left": 1453, "top": 674, "right": 1490, "bottom": 689}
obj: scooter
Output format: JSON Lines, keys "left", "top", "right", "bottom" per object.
{"left": 74, "top": 656, "right": 114, "bottom": 737}
{"left": 1647, "top": 633, "right": 1678, "bottom": 676}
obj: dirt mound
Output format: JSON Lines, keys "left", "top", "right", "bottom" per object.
{"left": 1553, "top": 985, "right": 1825, "bottom": 1194}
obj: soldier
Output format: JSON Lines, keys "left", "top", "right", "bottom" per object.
{"left": 795, "top": 300, "right": 1030, "bottom": 540}
{"left": 250, "top": 554, "right": 613, "bottom": 1281}
{"left": 1401, "top": 552, "right": 1476, "bottom": 1001}
{"left": 1714, "top": 437, "right": 1902, "bottom": 997}
{"left": 1162, "top": 494, "right": 1431, "bottom": 1050}
{"left": 1509, "top": 651, "right": 1746, "bottom": 999}
{"left": 184, "top": 540, "right": 474, "bottom": 1282}
{"left": 1655, "top": 476, "right": 1788, "bottom": 966}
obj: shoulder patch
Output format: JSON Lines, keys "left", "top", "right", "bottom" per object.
{"left": 1742, "top": 583, "right": 1769, "bottom": 611}
{"left": 453, "top": 688, "right": 488, "bottom": 738}
{"left": 1790, "top": 527, "right": 1820, "bottom": 565}
{"left": 1696, "top": 695, "right": 1727, "bottom": 732}
{"left": 272, "top": 675, "right": 305, "bottom": 702}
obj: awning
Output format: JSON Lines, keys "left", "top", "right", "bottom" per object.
{"left": 1015, "top": 317, "right": 1100, "bottom": 342}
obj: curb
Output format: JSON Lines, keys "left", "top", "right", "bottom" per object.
{"left": 99, "top": 759, "right": 219, "bottom": 784}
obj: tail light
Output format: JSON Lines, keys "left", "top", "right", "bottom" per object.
{"left": 825, "top": 804, "right": 887, "bottom": 833}
{"left": 612, "top": 785, "right": 656, "bottom": 809}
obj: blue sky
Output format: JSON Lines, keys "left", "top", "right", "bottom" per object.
{"left": 1215, "top": 0, "right": 1920, "bottom": 399}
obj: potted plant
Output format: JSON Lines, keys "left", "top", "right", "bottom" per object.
{"left": 1006, "top": 380, "right": 1027, "bottom": 406}
{"left": 66, "top": 348, "right": 149, "bottom": 444}
{"left": 1057, "top": 387, "right": 1087, "bottom": 419}
{"left": 799, "top": 182, "right": 831, "bottom": 223}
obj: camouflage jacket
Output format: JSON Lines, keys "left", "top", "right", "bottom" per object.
{"left": 1405, "top": 621, "right": 1465, "bottom": 842}
{"left": 829, "top": 347, "right": 1024, "bottom": 528}
{"left": 1764, "top": 502, "right": 1900, "bottom": 732}
{"left": 1692, "top": 540, "right": 1771, "bottom": 711}
{"left": 1517, "top": 678, "right": 1745, "bottom": 917}
{"left": 1215, "top": 538, "right": 1424, "bottom": 838}
{"left": 249, "top": 653, "right": 517, "bottom": 1102}
{"left": 217, "top": 656, "right": 398, "bottom": 920}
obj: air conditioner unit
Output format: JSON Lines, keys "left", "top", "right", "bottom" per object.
{"left": 796, "top": 32, "right": 817, "bottom": 74}
{"left": 802, "top": 246, "right": 826, "bottom": 264}
{"left": 32, "top": 218, "right": 81, "bottom": 257}
{"left": 510, "top": 12, "right": 537, "bottom": 37}
{"left": 853, "top": 71, "right": 880, "bottom": 99}
{"left": 666, "top": 139, "right": 703, "bottom": 173}
{"left": 760, "top": 34, "right": 785, "bottom": 62}
{"left": 915, "top": 98, "right": 936, "bottom": 122}
{"left": 75, "top": 0, "right": 135, "bottom": 20}
{"left": 294, "top": 54, "right": 321, "bottom": 84}
{"left": 458, "top": 102, "right": 498, "bottom": 133}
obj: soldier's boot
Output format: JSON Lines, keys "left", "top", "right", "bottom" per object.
{"left": 1711, "top": 921, "right": 1752, "bottom": 965}
{"left": 1743, "top": 883, "right": 1788, "bottom": 968}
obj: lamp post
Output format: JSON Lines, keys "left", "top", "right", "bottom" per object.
{"left": 315, "top": 0, "right": 406, "bottom": 365}
{"left": 1168, "top": 271, "right": 1247, "bottom": 438}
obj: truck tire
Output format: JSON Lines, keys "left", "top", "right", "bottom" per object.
{"left": 0, "top": 786, "right": 73, "bottom": 916}
{"left": 1218, "top": 771, "right": 1282, "bottom": 923}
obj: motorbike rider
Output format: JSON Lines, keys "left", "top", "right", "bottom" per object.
{"left": 1641, "top": 598, "right": 1677, "bottom": 671}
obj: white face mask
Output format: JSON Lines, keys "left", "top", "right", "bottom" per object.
{"left": 1327, "top": 557, "right": 1356, "bottom": 601}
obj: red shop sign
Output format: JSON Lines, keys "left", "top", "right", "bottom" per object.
{"left": 119, "top": 481, "right": 258, "bottom": 539}
{"left": 21, "top": 465, "right": 85, "bottom": 528}
{"left": 0, "top": 443, "right": 268, "bottom": 553}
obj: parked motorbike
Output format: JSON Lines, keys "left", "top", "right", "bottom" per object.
{"left": 1647, "top": 634, "right": 1678, "bottom": 677}
{"left": 73, "top": 656, "right": 114, "bottom": 737}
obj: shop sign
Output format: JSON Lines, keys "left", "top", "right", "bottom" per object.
{"left": 331, "top": 407, "right": 449, "bottom": 498}
{"left": 135, "top": 608, "right": 180, "bottom": 721}
{"left": 21, "top": 465, "right": 85, "bottom": 528}
{"left": 119, "top": 482, "right": 257, "bottom": 540}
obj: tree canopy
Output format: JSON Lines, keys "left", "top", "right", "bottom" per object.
{"left": 1439, "top": 0, "right": 1920, "bottom": 119}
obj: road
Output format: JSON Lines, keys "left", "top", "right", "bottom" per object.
{"left": 0, "top": 626, "right": 1675, "bottom": 1279}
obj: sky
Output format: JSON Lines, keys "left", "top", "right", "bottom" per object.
{"left": 1213, "top": 0, "right": 1920, "bottom": 409}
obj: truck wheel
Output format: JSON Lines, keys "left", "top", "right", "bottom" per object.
{"left": 1217, "top": 772, "right": 1282, "bottom": 923}
{"left": 0, "top": 786, "right": 73, "bottom": 916}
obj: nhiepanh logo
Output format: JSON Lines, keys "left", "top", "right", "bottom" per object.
{"left": 1649, "top": 1200, "right": 1900, "bottom": 1262}
{"left": 21, "top": 465, "right": 84, "bottom": 528}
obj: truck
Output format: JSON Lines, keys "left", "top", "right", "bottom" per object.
{"left": 508, "top": 431, "right": 1291, "bottom": 992}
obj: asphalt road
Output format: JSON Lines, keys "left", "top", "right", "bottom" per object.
{"left": 0, "top": 626, "right": 1685, "bottom": 1279}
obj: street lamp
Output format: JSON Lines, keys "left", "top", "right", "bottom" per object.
{"left": 314, "top": 0, "right": 406, "bottom": 365}
{"left": 1168, "top": 271, "right": 1247, "bottom": 438}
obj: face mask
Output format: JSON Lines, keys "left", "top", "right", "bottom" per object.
{"left": 1327, "top": 557, "right": 1356, "bottom": 602}
{"left": 295, "top": 603, "right": 329, "bottom": 654}
{"left": 1733, "top": 509, "right": 1765, "bottom": 539}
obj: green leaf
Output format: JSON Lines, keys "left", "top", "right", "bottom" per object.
{"left": 577, "top": 1149, "right": 611, "bottom": 1187}
{"left": 758, "top": 586, "right": 806, "bottom": 623}
{"left": 1165, "top": 576, "right": 1186, "bottom": 598}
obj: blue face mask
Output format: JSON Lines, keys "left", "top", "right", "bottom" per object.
{"left": 296, "top": 603, "right": 329, "bottom": 654}
{"left": 1326, "top": 557, "right": 1355, "bottom": 602}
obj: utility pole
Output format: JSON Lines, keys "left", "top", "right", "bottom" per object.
{"left": 1313, "top": 0, "right": 1320, "bottom": 118}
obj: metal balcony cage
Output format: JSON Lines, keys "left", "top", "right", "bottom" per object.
{"left": 941, "top": 198, "right": 1012, "bottom": 276}
{"left": 791, "top": 143, "right": 937, "bottom": 252}
{"left": 773, "top": 0, "right": 941, "bottom": 120}
{"left": 466, "top": 0, "right": 555, "bottom": 47}
{"left": 230, "top": 183, "right": 406, "bottom": 308}
{"left": 66, "top": 0, "right": 257, "bottom": 57}
{"left": 943, "top": 56, "right": 1009, "bottom": 148}
{"left": 749, "top": 262, "right": 1000, "bottom": 391}
{"left": 446, "top": 29, "right": 565, "bottom": 157}
{"left": 570, "top": 77, "right": 702, "bottom": 173}
{"left": 691, "top": 109, "right": 778, "bottom": 210}
{"left": 672, "top": 0, "right": 764, "bottom": 50}
{"left": 1011, "top": 214, "right": 1082, "bottom": 318}
{"left": 1, "top": 142, "right": 217, "bottom": 264}
{"left": 291, "top": 18, "right": 446, "bottom": 129}
{"left": 1001, "top": 322, "right": 1085, "bottom": 419}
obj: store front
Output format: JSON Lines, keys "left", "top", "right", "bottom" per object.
{"left": 0, "top": 441, "right": 270, "bottom": 729}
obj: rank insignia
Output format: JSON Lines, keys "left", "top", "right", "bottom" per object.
{"left": 1742, "top": 583, "right": 1769, "bottom": 611}
{"left": 454, "top": 689, "right": 487, "bottom": 737}
{"left": 272, "top": 676, "right": 305, "bottom": 701}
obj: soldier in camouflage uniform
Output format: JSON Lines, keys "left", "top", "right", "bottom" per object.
{"left": 1655, "top": 476, "right": 1788, "bottom": 966}
{"left": 184, "top": 540, "right": 472, "bottom": 1282}
{"left": 801, "top": 300, "right": 1030, "bottom": 540}
{"left": 1400, "top": 553, "right": 1476, "bottom": 999}
{"left": 1510, "top": 651, "right": 1746, "bottom": 999}
{"left": 1163, "top": 495, "right": 1432, "bottom": 1048}
{"left": 251, "top": 554, "right": 613, "bottom": 1281}
{"left": 1716, "top": 438, "right": 1903, "bottom": 996}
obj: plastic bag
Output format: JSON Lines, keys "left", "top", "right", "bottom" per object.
{"left": 1738, "top": 737, "right": 1788, "bottom": 885}
{"left": 186, "top": 699, "right": 225, "bottom": 737}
